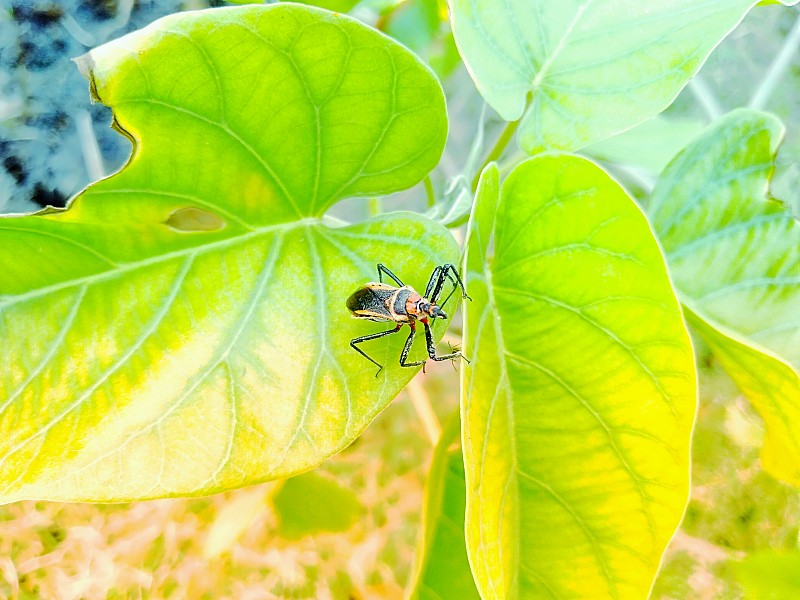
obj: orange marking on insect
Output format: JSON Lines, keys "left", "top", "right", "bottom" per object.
{"left": 406, "top": 292, "right": 423, "bottom": 316}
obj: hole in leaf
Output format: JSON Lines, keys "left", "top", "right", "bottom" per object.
{"left": 165, "top": 207, "right": 225, "bottom": 232}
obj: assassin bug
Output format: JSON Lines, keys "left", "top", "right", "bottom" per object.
{"left": 347, "top": 263, "right": 471, "bottom": 377}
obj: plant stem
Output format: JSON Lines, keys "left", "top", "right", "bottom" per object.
{"left": 368, "top": 196, "right": 383, "bottom": 217}
{"left": 423, "top": 175, "right": 436, "bottom": 207}
{"left": 407, "top": 374, "right": 441, "bottom": 446}
{"left": 76, "top": 110, "right": 105, "bottom": 180}
{"left": 750, "top": 11, "right": 800, "bottom": 110}
{"left": 688, "top": 75, "right": 723, "bottom": 121}
{"left": 471, "top": 119, "right": 520, "bottom": 192}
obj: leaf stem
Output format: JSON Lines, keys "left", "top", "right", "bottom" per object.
{"left": 76, "top": 109, "right": 105, "bottom": 180}
{"left": 368, "top": 196, "right": 383, "bottom": 217}
{"left": 750, "top": 11, "right": 800, "bottom": 110}
{"left": 688, "top": 75, "right": 723, "bottom": 121}
{"left": 471, "top": 119, "right": 520, "bottom": 192}
{"left": 423, "top": 175, "right": 436, "bottom": 207}
{"left": 407, "top": 374, "right": 441, "bottom": 446}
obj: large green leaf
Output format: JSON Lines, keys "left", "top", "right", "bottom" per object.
{"left": 0, "top": 5, "right": 452, "bottom": 503}
{"left": 649, "top": 109, "right": 800, "bottom": 485}
{"left": 448, "top": 0, "right": 757, "bottom": 153}
{"left": 407, "top": 415, "right": 481, "bottom": 600}
{"left": 462, "top": 159, "right": 696, "bottom": 598}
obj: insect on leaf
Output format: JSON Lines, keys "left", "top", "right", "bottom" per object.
{"left": 0, "top": 5, "right": 454, "bottom": 503}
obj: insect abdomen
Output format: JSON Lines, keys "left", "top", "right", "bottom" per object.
{"left": 347, "top": 285, "right": 396, "bottom": 320}
{"left": 347, "top": 287, "right": 379, "bottom": 313}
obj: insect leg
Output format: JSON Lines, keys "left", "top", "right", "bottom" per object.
{"left": 423, "top": 321, "right": 470, "bottom": 363}
{"left": 377, "top": 264, "right": 405, "bottom": 287}
{"left": 423, "top": 266, "right": 443, "bottom": 298}
{"left": 431, "top": 264, "right": 471, "bottom": 306}
{"left": 350, "top": 324, "right": 403, "bottom": 377}
{"left": 399, "top": 322, "right": 426, "bottom": 370}
{"left": 437, "top": 277, "right": 460, "bottom": 310}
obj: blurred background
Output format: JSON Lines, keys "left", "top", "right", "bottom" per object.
{"left": 1, "top": 1, "right": 800, "bottom": 598}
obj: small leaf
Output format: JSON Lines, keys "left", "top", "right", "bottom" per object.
{"left": 449, "top": 0, "right": 758, "bottom": 153}
{"left": 461, "top": 159, "right": 696, "bottom": 598}
{"left": 407, "top": 415, "right": 480, "bottom": 600}
{"left": 0, "top": 5, "right": 452, "bottom": 503}
{"left": 729, "top": 550, "right": 800, "bottom": 599}
{"left": 272, "top": 470, "right": 364, "bottom": 539}
{"left": 649, "top": 109, "right": 800, "bottom": 485}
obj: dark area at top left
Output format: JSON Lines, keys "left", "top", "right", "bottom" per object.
{"left": 0, "top": 0, "right": 226, "bottom": 214}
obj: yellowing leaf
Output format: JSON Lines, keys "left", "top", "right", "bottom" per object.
{"left": 461, "top": 159, "right": 696, "bottom": 598}
{"left": 684, "top": 306, "right": 800, "bottom": 486}
{"left": 0, "top": 5, "right": 453, "bottom": 503}
{"left": 649, "top": 109, "right": 800, "bottom": 486}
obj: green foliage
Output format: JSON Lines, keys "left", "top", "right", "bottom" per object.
{"left": 461, "top": 158, "right": 695, "bottom": 598}
{"left": 730, "top": 551, "right": 800, "bottom": 597}
{"left": 449, "top": 0, "right": 758, "bottom": 153}
{"left": 586, "top": 115, "right": 706, "bottom": 175}
{"left": 273, "top": 471, "right": 364, "bottom": 539}
{"left": 0, "top": 5, "right": 453, "bottom": 502}
{"left": 649, "top": 109, "right": 800, "bottom": 486}
{"left": 407, "top": 415, "right": 480, "bottom": 599}
{"left": 2, "top": 1, "right": 800, "bottom": 598}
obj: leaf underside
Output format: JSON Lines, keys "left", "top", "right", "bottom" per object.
{"left": 449, "top": 0, "right": 757, "bottom": 153}
{"left": 649, "top": 109, "right": 800, "bottom": 486}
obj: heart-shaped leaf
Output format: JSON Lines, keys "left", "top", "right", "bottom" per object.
{"left": 449, "top": 0, "right": 759, "bottom": 153}
{"left": 649, "top": 109, "right": 800, "bottom": 485}
{"left": 461, "top": 159, "right": 696, "bottom": 598}
{"left": 0, "top": 5, "right": 454, "bottom": 503}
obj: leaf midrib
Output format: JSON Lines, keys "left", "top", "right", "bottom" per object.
{"left": 0, "top": 218, "right": 323, "bottom": 310}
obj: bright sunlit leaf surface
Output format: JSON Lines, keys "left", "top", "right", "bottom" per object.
{"left": 0, "top": 5, "right": 453, "bottom": 503}
{"left": 448, "top": 0, "right": 757, "bottom": 153}
{"left": 649, "top": 109, "right": 800, "bottom": 485}
{"left": 408, "top": 415, "right": 481, "bottom": 600}
{"left": 462, "top": 159, "right": 696, "bottom": 598}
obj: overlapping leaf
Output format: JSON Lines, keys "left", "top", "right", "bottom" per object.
{"left": 449, "top": 0, "right": 762, "bottom": 153}
{"left": 0, "top": 5, "right": 453, "bottom": 503}
{"left": 649, "top": 109, "right": 800, "bottom": 485}
{"left": 684, "top": 308, "right": 800, "bottom": 485}
{"left": 461, "top": 159, "right": 696, "bottom": 598}
{"left": 407, "top": 415, "right": 480, "bottom": 600}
